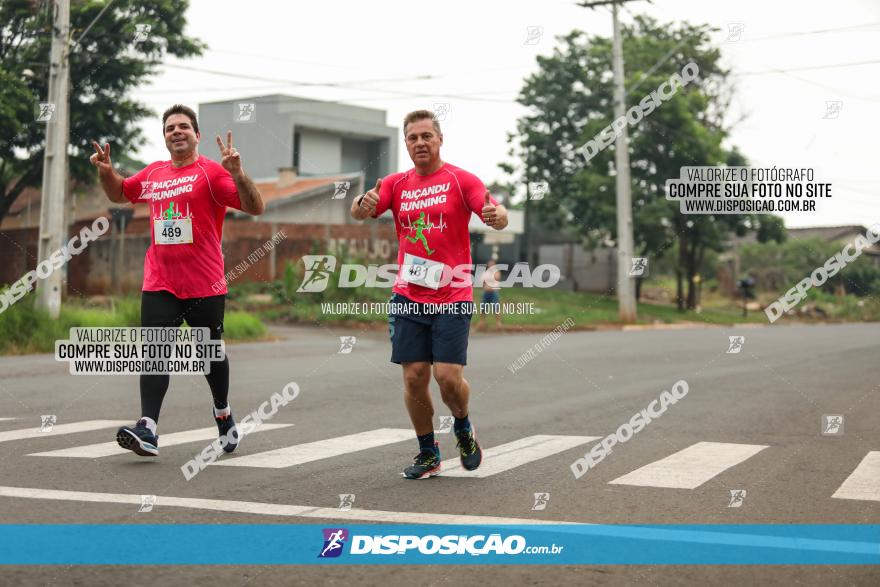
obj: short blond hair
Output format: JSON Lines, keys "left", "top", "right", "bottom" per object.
{"left": 403, "top": 110, "right": 441, "bottom": 136}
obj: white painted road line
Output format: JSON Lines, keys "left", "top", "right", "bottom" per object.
{"left": 212, "top": 428, "right": 414, "bottom": 469}
{"left": 609, "top": 442, "right": 769, "bottom": 489}
{"left": 442, "top": 435, "right": 599, "bottom": 478}
{"left": 29, "top": 423, "right": 292, "bottom": 458}
{"left": 0, "top": 418, "right": 17, "bottom": 422}
{"left": 0, "top": 486, "right": 567, "bottom": 525}
{"left": 832, "top": 452, "right": 880, "bottom": 502}
{"left": 0, "top": 420, "right": 129, "bottom": 444}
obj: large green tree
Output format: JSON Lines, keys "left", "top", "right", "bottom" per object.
{"left": 508, "top": 15, "right": 783, "bottom": 309}
{"left": 0, "top": 0, "right": 204, "bottom": 226}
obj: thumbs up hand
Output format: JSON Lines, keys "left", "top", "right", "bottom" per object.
{"left": 481, "top": 191, "right": 508, "bottom": 230}
{"left": 360, "top": 178, "right": 382, "bottom": 214}
{"left": 482, "top": 190, "right": 498, "bottom": 225}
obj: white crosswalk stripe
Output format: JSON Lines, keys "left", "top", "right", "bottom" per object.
{"left": 29, "top": 423, "right": 292, "bottom": 458}
{"left": 832, "top": 452, "right": 880, "bottom": 502}
{"left": 608, "top": 441, "right": 769, "bottom": 489}
{"left": 0, "top": 420, "right": 129, "bottom": 444}
{"left": 442, "top": 434, "right": 599, "bottom": 478}
{"left": 10, "top": 420, "right": 880, "bottom": 507}
{"left": 212, "top": 428, "right": 415, "bottom": 469}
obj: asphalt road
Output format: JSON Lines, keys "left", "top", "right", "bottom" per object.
{"left": 1, "top": 321, "right": 878, "bottom": 585}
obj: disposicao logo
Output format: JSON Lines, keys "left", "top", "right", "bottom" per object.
{"left": 318, "top": 528, "right": 349, "bottom": 558}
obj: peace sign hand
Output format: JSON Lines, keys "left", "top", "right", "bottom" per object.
{"left": 216, "top": 130, "right": 242, "bottom": 175}
{"left": 89, "top": 141, "right": 113, "bottom": 172}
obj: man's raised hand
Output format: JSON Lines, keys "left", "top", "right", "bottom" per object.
{"left": 216, "top": 130, "right": 242, "bottom": 175}
{"left": 89, "top": 141, "right": 113, "bottom": 172}
{"left": 482, "top": 191, "right": 507, "bottom": 229}
{"left": 360, "top": 178, "right": 381, "bottom": 215}
{"left": 482, "top": 191, "right": 498, "bottom": 226}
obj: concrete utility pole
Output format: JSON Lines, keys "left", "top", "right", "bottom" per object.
{"left": 579, "top": 0, "right": 640, "bottom": 322}
{"left": 36, "top": 0, "right": 71, "bottom": 318}
{"left": 610, "top": 2, "right": 637, "bottom": 322}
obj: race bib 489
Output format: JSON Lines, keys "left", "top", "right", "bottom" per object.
{"left": 154, "top": 218, "right": 193, "bottom": 245}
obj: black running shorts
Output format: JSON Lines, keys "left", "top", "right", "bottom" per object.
{"left": 388, "top": 292, "right": 473, "bottom": 365}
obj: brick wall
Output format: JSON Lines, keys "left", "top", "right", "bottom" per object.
{"left": 0, "top": 220, "right": 397, "bottom": 297}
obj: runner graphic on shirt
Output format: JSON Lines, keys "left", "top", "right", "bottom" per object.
{"left": 152, "top": 201, "right": 193, "bottom": 245}
{"left": 405, "top": 211, "right": 435, "bottom": 255}
{"left": 154, "top": 201, "right": 191, "bottom": 222}
{"left": 163, "top": 201, "right": 182, "bottom": 220}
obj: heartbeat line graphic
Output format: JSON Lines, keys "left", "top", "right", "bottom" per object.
{"left": 153, "top": 201, "right": 192, "bottom": 221}
{"left": 403, "top": 213, "right": 447, "bottom": 233}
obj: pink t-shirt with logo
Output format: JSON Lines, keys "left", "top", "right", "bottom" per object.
{"left": 122, "top": 155, "right": 242, "bottom": 299}
{"left": 372, "top": 162, "right": 497, "bottom": 304}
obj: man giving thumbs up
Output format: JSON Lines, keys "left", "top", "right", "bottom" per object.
{"left": 350, "top": 109, "right": 508, "bottom": 480}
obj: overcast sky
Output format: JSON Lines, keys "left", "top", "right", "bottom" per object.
{"left": 130, "top": 0, "right": 879, "bottom": 229}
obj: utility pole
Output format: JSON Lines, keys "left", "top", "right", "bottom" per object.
{"left": 579, "top": 0, "right": 640, "bottom": 322}
{"left": 36, "top": 0, "right": 71, "bottom": 318}
{"left": 610, "top": 2, "right": 637, "bottom": 322}
{"left": 523, "top": 172, "right": 532, "bottom": 267}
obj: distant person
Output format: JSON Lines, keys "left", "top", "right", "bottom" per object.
{"left": 475, "top": 259, "right": 502, "bottom": 329}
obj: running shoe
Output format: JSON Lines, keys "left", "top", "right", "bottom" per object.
{"left": 455, "top": 424, "right": 482, "bottom": 471}
{"left": 403, "top": 442, "right": 441, "bottom": 479}
{"left": 116, "top": 419, "right": 159, "bottom": 457}
{"left": 214, "top": 410, "right": 239, "bottom": 453}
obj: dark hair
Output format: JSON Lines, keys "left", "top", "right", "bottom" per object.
{"left": 403, "top": 109, "right": 441, "bottom": 136}
{"left": 162, "top": 104, "right": 199, "bottom": 134}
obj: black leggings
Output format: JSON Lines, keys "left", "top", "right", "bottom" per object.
{"left": 139, "top": 290, "right": 229, "bottom": 422}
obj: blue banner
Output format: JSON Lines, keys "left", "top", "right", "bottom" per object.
{"left": 1, "top": 524, "right": 878, "bottom": 565}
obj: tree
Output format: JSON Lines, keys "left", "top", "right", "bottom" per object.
{"left": 738, "top": 236, "right": 878, "bottom": 297}
{"left": 507, "top": 15, "right": 783, "bottom": 309}
{"left": 0, "top": 0, "right": 204, "bottom": 226}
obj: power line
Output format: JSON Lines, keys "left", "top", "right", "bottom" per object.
{"left": 68, "top": 0, "right": 116, "bottom": 55}
{"left": 137, "top": 85, "right": 519, "bottom": 100}
{"left": 129, "top": 23, "right": 880, "bottom": 116}
{"left": 621, "top": 2, "right": 879, "bottom": 42}
{"left": 161, "top": 62, "right": 516, "bottom": 103}
{"left": 164, "top": 62, "right": 426, "bottom": 92}
{"left": 163, "top": 57, "right": 873, "bottom": 104}
{"left": 732, "top": 61, "right": 880, "bottom": 102}
{"left": 744, "top": 22, "right": 880, "bottom": 42}
{"left": 206, "top": 48, "right": 538, "bottom": 82}
{"left": 734, "top": 59, "right": 880, "bottom": 76}
{"left": 207, "top": 48, "right": 377, "bottom": 71}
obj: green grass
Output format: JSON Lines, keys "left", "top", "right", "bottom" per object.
{"left": 61, "top": 297, "right": 141, "bottom": 328}
{"left": 0, "top": 297, "right": 268, "bottom": 355}
{"left": 500, "top": 288, "right": 766, "bottom": 326}
{"left": 0, "top": 300, "right": 66, "bottom": 355}
{"left": 223, "top": 311, "right": 267, "bottom": 339}
{"left": 251, "top": 286, "right": 765, "bottom": 328}
{"left": 229, "top": 270, "right": 880, "bottom": 328}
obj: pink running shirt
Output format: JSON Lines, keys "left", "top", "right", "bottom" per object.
{"left": 122, "top": 155, "right": 242, "bottom": 299}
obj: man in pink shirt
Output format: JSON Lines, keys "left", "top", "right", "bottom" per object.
{"left": 89, "top": 104, "right": 264, "bottom": 457}
{"left": 351, "top": 109, "right": 508, "bottom": 479}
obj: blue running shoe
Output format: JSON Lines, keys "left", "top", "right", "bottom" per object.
{"left": 403, "top": 442, "right": 441, "bottom": 479}
{"left": 455, "top": 424, "right": 482, "bottom": 471}
{"left": 214, "top": 411, "right": 239, "bottom": 453}
{"left": 116, "top": 419, "right": 159, "bottom": 457}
